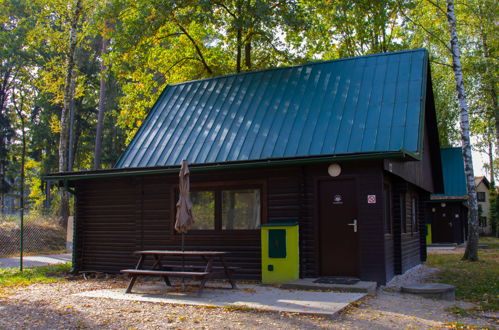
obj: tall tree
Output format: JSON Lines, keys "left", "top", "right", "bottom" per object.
{"left": 93, "top": 12, "right": 111, "bottom": 170}
{"left": 445, "top": 0, "right": 479, "bottom": 260}
{"left": 0, "top": 0, "right": 25, "bottom": 214}
{"left": 106, "top": 0, "right": 305, "bottom": 142}
{"left": 58, "top": 0, "right": 83, "bottom": 225}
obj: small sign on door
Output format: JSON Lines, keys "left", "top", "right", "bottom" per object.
{"left": 367, "top": 195, "right": 376, "bottom": 204}
{"left": 333, "top": 194, "right": 343, "bottom": 205}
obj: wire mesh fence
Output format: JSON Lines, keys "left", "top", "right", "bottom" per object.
{"left": 0, "top": 212, "right": 66, "bottom": 258}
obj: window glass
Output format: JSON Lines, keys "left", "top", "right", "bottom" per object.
{"left": 190, "top": 191, "right": 215, "bottom": 230}
{"left": 384, "top": 185, "right": 392, "bottom": 234}
{"left": 477, "top": 192, "right": 486, "bottom": 202}
{"left": 222, "top": 189, "right": 261, "bottom": 230}
{"left": 411, "top": 197, "right": 418, "bottom": 232}
{"left": 400, "top": 194, "right": 406, "bottom": 233}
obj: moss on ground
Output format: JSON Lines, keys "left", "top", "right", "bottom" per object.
{"left": 0, "top": 263, "right": 71, "bottom": 288}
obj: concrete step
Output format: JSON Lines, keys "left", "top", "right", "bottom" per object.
{"left": 278, "top": 278, "right": 377, "bottom": 294}
{"left": 401, "top": 283, "right": 455, "bottom": 301}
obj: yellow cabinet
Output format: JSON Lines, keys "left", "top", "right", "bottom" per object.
{"left": 261, "top": 222, "right": 299, "bottom": 283}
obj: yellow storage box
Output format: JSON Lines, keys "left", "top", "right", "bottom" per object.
{"left": 261, "top": 222, "right": 299, "bottom": 283}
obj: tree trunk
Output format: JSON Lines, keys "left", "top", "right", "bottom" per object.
{"left": 0, "top": 163, "right": 4, "bottom": 216}
{"left": 445, "top": 0, "right": 479, "bottom": 261}
{"left": 59, "top": 0, "right": 82, "bottom": 228}
{"left": 236, "top": 28, "right": 242, "bottom": 73}
{"left": 488, "top": 137, "right": 495, "bottom": 187}
{"left": 244, "top": 38, "right": 251, "bottom": 70}
{"left": 68, "top": 78, "right": 76, "bottom": 171}
{"left": 93, "top": 31, "right": 109, "bottom": 170}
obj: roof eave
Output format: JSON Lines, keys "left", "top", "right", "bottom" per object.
{"left": 46, "top": 150, "right": 416, "bottom": 182}
{"left": 430, "top": 195, "right": 468, "bottom": 201}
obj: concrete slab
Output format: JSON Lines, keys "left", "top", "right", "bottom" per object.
{"left": 427, "top": 243, "right": 457, "bottom": 250}
{"left": 0, "top": 254, "right": 71, "bottom": 269}
{"left": 75, "top": 281, "right": 366, "bottom": 316}
{"left": 279, "top": 278, "right": 377, "bottom": 294}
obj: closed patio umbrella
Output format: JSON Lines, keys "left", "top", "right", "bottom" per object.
{"left": 175, "top": 160, "right": 194, "bottom": 251}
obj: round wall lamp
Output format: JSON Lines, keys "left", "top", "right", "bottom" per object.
{"left": 328, "top": 163, "right": 342, "bottom": 177}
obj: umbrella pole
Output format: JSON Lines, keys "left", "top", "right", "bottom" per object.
{"left": 181, "top": 233, "right": 185, "bottom": 290}
{"left": 181, "top": 233, "right": 185, "bottom": 252}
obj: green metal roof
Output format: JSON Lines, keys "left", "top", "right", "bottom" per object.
{"left": 432, "top": 147, "right": 467, "bottom": 200}
{"left": 116, "top": 49, "right": 429, "bottom": 168}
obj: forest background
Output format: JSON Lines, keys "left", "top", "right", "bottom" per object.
{"left": 0, "top": 0, "right": 496, "bottom": 224}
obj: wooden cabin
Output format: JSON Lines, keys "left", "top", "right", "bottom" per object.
{"left": 48, "top": 49, "right": 443, "bottom": 284}
{"left": 428, "top": 148, "right": 468, "bottom": 244}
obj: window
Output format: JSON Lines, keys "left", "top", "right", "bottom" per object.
{"left": 477, "top": 192, "right": 486, "bottom": 202}
{"left": 400, "top": 194, "right": 407, "bottom": 233}
{"left": 411, "top": 197, "right": 418, "bottom": 233}
{"left": 222, "top": 190, "right": 261, "bottom": 230}
{"left": 479, "top": 216, "right": 487, "bottom": 227}
{"left": 188, "top": 187, "right": 261, "bottom": 231}
{"left": 384, "top": 184, "right": 392, "bottom": 234}
{"left": 190, "top": 191, "right": 215, "bottom": 230}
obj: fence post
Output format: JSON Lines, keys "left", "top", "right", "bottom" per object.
{"left": 19, "top": 207, "right": 24, "bottom": 271}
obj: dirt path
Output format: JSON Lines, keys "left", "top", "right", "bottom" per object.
{"left": 0, "top": 276, "right": 496, "bottom": 329}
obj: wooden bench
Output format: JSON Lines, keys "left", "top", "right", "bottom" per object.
{"left": 121, "top": 269, "right": 210, "bottom": 277}
{"left": 162, "top": 264, "right": 240, "bottom": 272}
{"left": 121, "top": 269, "right": 210, "bottom": 293}
{"left": 122, "top": 250, "right": 237, "bottom": 296}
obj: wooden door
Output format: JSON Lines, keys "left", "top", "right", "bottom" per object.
{"left": 432, "top": 207, "right": 454, "bottom": 243}
{"left": 319, "top": 179, "right": 359, "bottom": 276}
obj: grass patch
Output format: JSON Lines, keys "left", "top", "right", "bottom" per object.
{"left": 0, "top": 263, "right": 71, "bottom": 288}
{"left": 479, "top": 236, "right": 499, "bottom": 249}
{"left": 445, "top": 306, "right": 472, "bottom": 317}
{"left": 425, "top": 238, "right": 499, "bottom": 311}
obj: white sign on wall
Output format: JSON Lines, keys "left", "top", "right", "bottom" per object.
{"left": 367, "top": 195, "right": 376, "bottom": 204}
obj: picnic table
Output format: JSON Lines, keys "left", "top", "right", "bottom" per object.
{"left": 121, "top": 250, "right": 238, "bottom": 296}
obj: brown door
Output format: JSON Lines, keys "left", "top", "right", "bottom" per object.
{"left": 432, "top": 206, "right": 454, "bottom": 243}
{"left": 319, "top": 179, "right": 359, "bottom": 276}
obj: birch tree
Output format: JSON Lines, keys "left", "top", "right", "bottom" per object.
{"left": 445, "top": 0, "right": 480, "bottom": 260}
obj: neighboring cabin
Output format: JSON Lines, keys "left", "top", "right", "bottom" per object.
{"left": 428, "top": 147, "right": 468, "bottom": 244}
{"left": 48, "top": 49, "right": 443, "bottom": 285}
{"left": 475, "top": 176, "right": 491, "bottom": 235}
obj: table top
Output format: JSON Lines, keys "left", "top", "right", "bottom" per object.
{"left": 133, "top": 250, "right": 227, "bottom": 256}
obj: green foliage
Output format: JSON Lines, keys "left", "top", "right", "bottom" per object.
{"left": 300, "top": 0, "right": 410, "bottom": 59}
{"left": 0, "top": 263, "right": 71, "bottom": 288}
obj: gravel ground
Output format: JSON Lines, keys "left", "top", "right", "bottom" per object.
{"left": 1, "top": 269, "right": 497, "bottom": 329}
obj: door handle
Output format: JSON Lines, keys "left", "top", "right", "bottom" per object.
{"left": 348, "top": 219, "right": 357, "bottom": 232}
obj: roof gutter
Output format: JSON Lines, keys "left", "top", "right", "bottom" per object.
{"left": 46, "top": 150, "right": 418, "bottom": 182}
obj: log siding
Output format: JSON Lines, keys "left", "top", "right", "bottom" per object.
{"left": 72, "top": 161, "right": 430, "bottom": 284}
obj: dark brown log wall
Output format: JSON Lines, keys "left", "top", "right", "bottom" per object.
{"left": 389, "top": 177, "right": 427, "bottom": 277}
{"left": 73, "top": 161, "right": 426, "bottom": 284}
{"left": 75, "top": 167, "right": 305, "bottom": 279}
{"left": 75, "top": 177, "right": 137, "bottom": 272}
